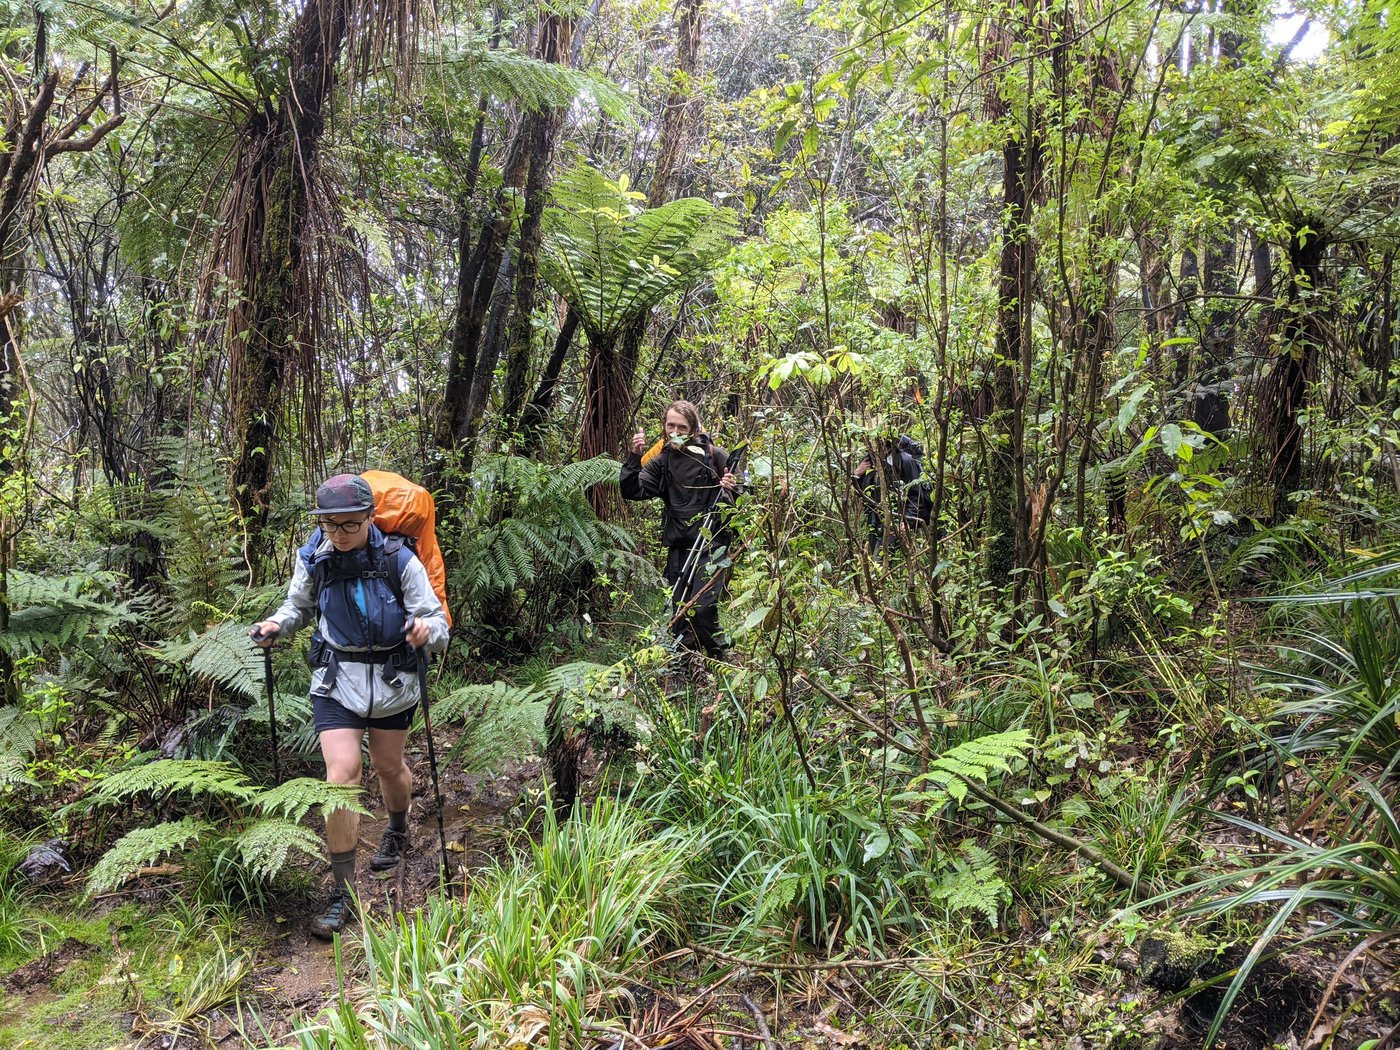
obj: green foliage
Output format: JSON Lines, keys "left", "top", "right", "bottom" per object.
{"left": 541, "top": 164, "right": 738, "bottom": 338}
{"left": 434, "top": 680, "right": 550, "bottom": 770}
{"left": 0, "top": 706, "right": 39, "bottom": 791}
{"left": 293, "top": 795, "right": 694, "bottom": 1049}
{"left": 931, "top": 842, "right": 1009, "bottom": 928}
{"left": 156, "top": 622, "right": 267, "bottom": 703}
{"left": 899, "top": 730, "right": 1034, "bottom": 810}
{"left": 81, "top": 762, "right": 366, "bottom": 897}
{"left": 87, "top": 816, "right": 213, "bottom": 896}
{"left": 0, "top": 570, "right": 137, "bottom": 658}
{"left": 454, "top": 454, "right": 641, "bottom": 640}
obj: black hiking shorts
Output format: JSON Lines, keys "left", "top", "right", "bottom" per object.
{"left": 313, "top": 694, "right": 415, "bottom": 733}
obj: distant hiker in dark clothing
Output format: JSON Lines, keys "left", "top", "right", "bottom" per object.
{"left": 251, "top": 474, "right": 448, "bottom": 939}
{"left": 853, "top": 434, "right": 930, "bottom": 552}
{"left": 620, "top": 400, "right": 739, "bottom": 659}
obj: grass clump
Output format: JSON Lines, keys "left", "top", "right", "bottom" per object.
{"left": 295, "top": 793, "right": 695, "bottom": 1049}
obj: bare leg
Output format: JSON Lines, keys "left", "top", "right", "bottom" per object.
{"left": 367, "top": 727, "right": 412, "bottom": 813}
{"left": 320, "top": 728, "right": 365, "bottom": 854}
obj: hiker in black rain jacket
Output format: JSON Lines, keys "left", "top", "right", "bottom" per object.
{"left": 620, "top": 400, "right": 739, "bottom": 659}
{"left": 854, "top": 434, "right": 927, "bottom": 552}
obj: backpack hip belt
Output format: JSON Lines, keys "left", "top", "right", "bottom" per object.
{"left": 309, "top": 636, "right": 412, "bottom": 692}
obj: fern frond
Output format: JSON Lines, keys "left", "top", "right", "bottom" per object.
{"left": 157, "top": 621, "right": 265, "bottom": 701}
{"left": 88, "top": 759, "right": 256, "bottom": 806}
{"left": 0, "top": 706, "right": 38, "bottom": 787}
{"left": 86, "top": 817, "right": 212, "bottom": 895}
{"left": 542, "top": 164, "right": 736, "bottom": 338}
{"left": 253, "top": 779, "right": 368, "bottom": 822}
{"left": 932, "top": 840, "right": 1009, "bottom": 927}
{"left": 427, "top": 46, "right": 634, "bottom": 121}
{"left": 901, "top": 730, "right": 1033, "bottom": 810}
{"left": 436, "top": 681, "right": 550, "bottom": 771}
{"left": 1, "top": 571, "right": 136, "bottom": 657}
{"left": 234, "top": 819, "right": 326, "bottom": 883}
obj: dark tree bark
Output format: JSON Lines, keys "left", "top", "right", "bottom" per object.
{"left": 433, "top": 11, "right": 573, "bottom": 486}
{"left": 1, "top": 57, "right": 123, "bottom": 702}
{"left": 578, "top": 0, "right": 706, "bottom": 514}
{"left": 226, "top": 0, "right": 354, "bottom": 567}
{"left": 1266, "top": 224, "right": 1327, "bottom": 522}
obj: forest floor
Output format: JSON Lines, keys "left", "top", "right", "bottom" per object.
{"left": 2, "top": 726, "right": 1399, "bottom": 1049}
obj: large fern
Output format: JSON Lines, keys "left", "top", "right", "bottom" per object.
{"left": 541, "top": 165, "right": 737, "bottom": 340}
{"left": 87, "top": 759, "right": 258, "bottom": 806}
{"left": 82, "top": 763, "right": 365, "bottom": 895}
{"left": 455, "top": 454, "right": 638, "bottom": 613}
{"left": 434, "top": 681, "right": 551, "bottom": 771}
{"left": 0, "top": 707, "right": 38, "bottom": 790}
{"left": 1, "top": 570, "right": 137, "bottom": 658}
{"left": 426, "top": 44, "right": 634, "bottom": 121}
{"left": 157, "top": 622, "right": 266, "bottom": 702}
{"left": 87, "top": 817, "right": 213, "bottom": 895}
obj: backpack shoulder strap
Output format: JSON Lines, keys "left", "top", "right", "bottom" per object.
{"left": 380, "top": 534, "right": 412, "bottom": 610}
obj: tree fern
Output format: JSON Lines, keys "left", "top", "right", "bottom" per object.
{"left": 541, "top": 165, "right": 737, "bottom": 339}
{"left": 254, "top": 779, "right": 368, "bottom": 822}
{"left": 87, "top": 817, "right": 213, "bottom": 895}
{"left": 157, "top": 622, "right": 265, "bottom": 702}
{"left": 434, "top": 681, "right": 550, "bottom": 770}
{"left": 1, "top": 570, "right": 136, "bottom": 658}
{"left": 426, "top": 45, "right": 635, "bottom": 121}
{"left": 899, "top": 730, "right": 1034, "bottom": 810}
{"left": 455, "top": 455, "right": 636, "bottom": 614}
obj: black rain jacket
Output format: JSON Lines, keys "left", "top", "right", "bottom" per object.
{"left": 619, "top": 434, "right": 733, "bottom": 548}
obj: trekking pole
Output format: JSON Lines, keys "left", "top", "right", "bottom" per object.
{"left": 249, "top": 627, "right": 283, "bottom": 784}
{"left": 409, "top": 619, "right": 451, "bottom": 887}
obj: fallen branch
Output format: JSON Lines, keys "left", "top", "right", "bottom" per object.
{"left": 740, "top": 995, "right": 776, "bottom": 1050}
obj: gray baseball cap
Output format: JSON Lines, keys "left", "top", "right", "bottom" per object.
{"left": 310, "top": 474, "right": 374, "bottom": 515}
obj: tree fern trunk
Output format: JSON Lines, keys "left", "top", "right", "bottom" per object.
{"left": 228, "top": 0, "right": 351, "bottom": 569}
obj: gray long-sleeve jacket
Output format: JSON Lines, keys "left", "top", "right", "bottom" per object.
{"left": 268, "top": 535, "right": 449, "bottom": 719}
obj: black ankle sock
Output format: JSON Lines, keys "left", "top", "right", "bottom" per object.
{"left": 388, "top": 809, "right": 408, "bottom": 833}
{"left": 330, "top": 850, "right": 356, "bottom": 894}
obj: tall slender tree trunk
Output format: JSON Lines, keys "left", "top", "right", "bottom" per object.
{"left": 1268, "top": 224, "right": 1326, "bottom": 521}
{"left": 434, "top": 11, "right": 573, "bottom": 486}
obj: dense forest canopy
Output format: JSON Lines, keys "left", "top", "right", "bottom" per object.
{"left": 2, "top": 0, "right": 1400, "bottom": 1045}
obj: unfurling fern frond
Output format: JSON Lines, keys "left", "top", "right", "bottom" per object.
{"left": 86, "top": 817, "right": 212, "bottom": 895}
{"left": 233, "top": 819, "right": 326, "bottom": 883}
{"left": 1, "top": 571, "right": 136, "bottom": 657}
{"left": 435, "top": 681, "right": 550, "bottom": 771}
{"left": 157, "top": 622, "right": 264, "bottom": 701}
{"left": 900, "top": 730, "right": 1034, "bottom": 810}
{"left": 932, "top": 841, "right": 1009, "bottom": 927}
{"left": 87, "top": 759, "right": 256, "bottom": 806}
{"left": 253, "top": 779, "right": 368, "bottom": 822}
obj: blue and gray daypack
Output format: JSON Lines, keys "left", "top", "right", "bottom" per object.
{"left": 297, "top": 524, "right": 417, "bottom": 688}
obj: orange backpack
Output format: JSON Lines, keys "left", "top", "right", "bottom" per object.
{"left": 360, "top": 470, "right": 452, "bottom": 626}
